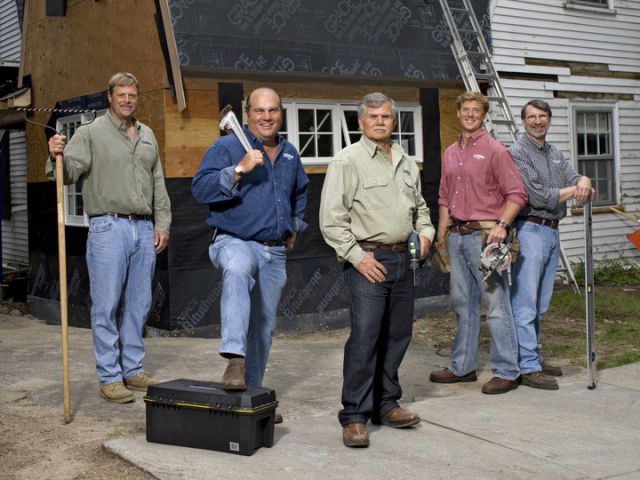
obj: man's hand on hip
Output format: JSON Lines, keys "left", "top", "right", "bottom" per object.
{"left": 154, "top": 230, "right": 169, "bottom": 254}
{"left": 355, "top": 251, "right": 387, "bottom": 283}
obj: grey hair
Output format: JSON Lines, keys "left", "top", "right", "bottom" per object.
{"left": 357, "top": 92, "right": 398, "bottom": 120}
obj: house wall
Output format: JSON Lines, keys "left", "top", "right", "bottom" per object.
{"left": 22, "top": 0, "right": 169, "bottom": 183}
{"left": 490, "top": 0, "right": 640, "bottom": 263}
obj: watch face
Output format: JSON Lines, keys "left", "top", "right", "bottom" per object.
{"left": 234, "top": 165, "right": 243, "bottom": 174}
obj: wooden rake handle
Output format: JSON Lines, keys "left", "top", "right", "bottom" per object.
{"left": 55, "top": 154, "right": 72, "bottom": 423}
{"left": 610, "top": 207, "right": 640, "bottom": 224}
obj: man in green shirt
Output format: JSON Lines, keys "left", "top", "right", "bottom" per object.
{"left": 47, "top": 72, "right": 171, "bottom": 404}
{"left": 320, "top": 92, "right": 435, "bottom": 448}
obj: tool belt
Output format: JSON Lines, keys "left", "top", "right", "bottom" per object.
{"left": 432, "top": 221, "right": 521, "bottom": 273}
{"left": 358, "top": 241, "right": 408, "bottom": 253}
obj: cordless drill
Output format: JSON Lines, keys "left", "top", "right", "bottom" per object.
{"left": 408, "top": 232, "right": 420, "bottom": 286}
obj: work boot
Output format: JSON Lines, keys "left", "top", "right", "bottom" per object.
{"left": 520, "top": 371, "right": 559, "bottom": 390}
{"left": 274, "top": 413, "right": 283, "bottom": 424}
{"left": 377, "top": 407, "right": 420, "bottom": 428}
{"left": 222, "top": 358, "right": 247, "bottom": 391}
{"left": 541, "top": 361, "right": 563, "bottom": 377}
{"left": 124, "top": 371, "right": 159, "bottom": 392}
{"left": 481, "top": 377, "right": 518, "bottom": 394}
{"left": 429, "top": 368, "right": 477, "bottom": 383}
{"left": 342, "top": 423, "right": 369, "bottom": 448}
{"left": 99, "top": 381, "right": 135, "bottom": 404}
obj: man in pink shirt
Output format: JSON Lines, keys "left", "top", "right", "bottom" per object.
{"left": 430, "top": 91, "right": 527, "bottom": 394}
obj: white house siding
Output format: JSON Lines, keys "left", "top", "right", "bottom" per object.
{"left": 1, "top": 130, "right": 29, "bottom": 266}
{"left": 490, "top": 0, "right": 640, "bottom": 264}
{"left": 0, "top": 0, "right": 21, "bottom": 66}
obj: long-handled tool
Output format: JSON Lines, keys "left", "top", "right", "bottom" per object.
{"left": 610, "top": 207, "right": 640, "bottom": 250}
{"left": 219, "top": 105, "right": 252, "bottom": 153}
{"left": 17, "top": 107, "right": 96, "bottom": 423}
{"left": 584, "top": 201, "right": 596, "bottom": 389}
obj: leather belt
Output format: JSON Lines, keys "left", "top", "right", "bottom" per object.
{"left": 212, "top": 228, "right": 284, "bottom": 247}
{"left": 448, "top": 221, "right": 482, "bottom": 235}
{"left": 91, "top": 213, "right": 152, "bottom": 221}
{"left": 358, "top": 241, "right": 407, "bottom": 253}
{"left": 519, "top": 215, "right": 559, "bottom": 229}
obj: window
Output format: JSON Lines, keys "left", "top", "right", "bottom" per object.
{"left": 571, "top": 106, "right": 618, "bottom": 206}
{"left": 56, "top": 110, "right": 106, "bottom": 226}
{"left": 280, "top": 101, "right": 423, "bottom": 165}
{"left": 565, "top": 0, "right": 614, "bottom": 11}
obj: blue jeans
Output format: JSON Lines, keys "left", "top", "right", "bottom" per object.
{"left": 510, "top": 219, "right": 560, "bottom": 373}
{"left": 339, "top": 249, "right": 414, "bottom": 426}
{"left": 208, "top": 234, "right": 287, "bottom": 388}
{"left": 447, "top": 231, "right": 519, "bottom": 380}
{"left": 86, "top": 216, "right": 156, "bottom": 385}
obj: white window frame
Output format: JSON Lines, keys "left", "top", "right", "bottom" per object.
{"left": 56, "top": 110, "right": 107, "bottom": 227}
{"left": 568, "top": 102, "right": 620, "bottom": 206}
{"left": 281, "top": 100, "right": 423, "bottom": 166}
{"left": 564, "top": 0, "right": 615, "bottom": 14}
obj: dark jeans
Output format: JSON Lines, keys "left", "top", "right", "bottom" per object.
{"left": 338, "top": 249, "right": 414, "bottom": 426}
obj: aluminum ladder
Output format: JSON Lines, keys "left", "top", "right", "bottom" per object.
{"left": 437, "top": 0, "right": 580, "bottom": 294}
{"left": 437, "top": 0, "right": 517, "bottom": 143}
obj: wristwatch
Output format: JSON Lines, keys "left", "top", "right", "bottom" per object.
{"left": 496, "top": 219, "right": 510, "bottom": 229}
{"left": 234, "top": 164, "right": 244, "bottom": 176}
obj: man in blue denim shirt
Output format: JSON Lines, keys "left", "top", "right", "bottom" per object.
{"left": 192, "top": 88, "right": 309, "bottom": 404}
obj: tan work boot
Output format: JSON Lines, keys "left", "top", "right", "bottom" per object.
{"left": 100, "top": 381, "right": 135, "bottom": 404}
{"left": 124, "top": 371, "right": 159, "bottom": 392}
{"left": 343, "top": 423, "right": 369, "bottom": 448}
{"left": 222, "top": 358, "right": 247, "bottom": 391}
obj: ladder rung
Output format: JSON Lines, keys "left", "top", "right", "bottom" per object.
{"left": 474, "top": 73, "right": 495, "bottom": 80}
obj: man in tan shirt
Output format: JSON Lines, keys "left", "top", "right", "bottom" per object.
{"left": 320, "top": 92, "right": 435, "bottom": 448}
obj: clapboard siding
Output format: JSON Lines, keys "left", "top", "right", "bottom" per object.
{"left": 491, "top": 0, "right": 640, "bottom": 263}
{"left": 0, "top": 0, "right": 21, "bottom": 66}
{"left": 1, "top": 131, "right": 29, "bottom": 266}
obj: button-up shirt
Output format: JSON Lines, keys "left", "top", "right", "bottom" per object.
{"left": 439, "top": 130, "right": 527, "bottom": 221}
{"left": 320, "top": 135, "right": 435, "bottom": 266}
{"left": 509, "top": 134, "right": 580, "bottom": 220}
{"left": 191, "top": 128, "right": 309, "bottom": 242}
{"left": 45, "top": 111, "right": 171, "bottom": 232}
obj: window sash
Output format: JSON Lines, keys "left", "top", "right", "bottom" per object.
{"left": 56, "top": 110, "right": 107, "bottom": 227}
{"left": 574, "top": 109, "right": 615, "bottom": 205}
{"left": 567, "top": 0, "right": 609, "bottom": 7}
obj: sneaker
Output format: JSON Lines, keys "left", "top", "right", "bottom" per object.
{"left": 100, "top": 381, "right": 135, "bottom": 403}
{"left": 429, "top": 368, "right": 477, "bottom": 383}
{"left": 124, "top": 371, "right": 159, "bottom": 392}
{"left": 541, "top": 361, "right": 563, "bottom": 377}
{"left": 520, "top": 371, "right": 559, "bottom": 390}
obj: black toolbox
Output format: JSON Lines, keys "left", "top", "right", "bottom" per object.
{"left": 144, "top": 379, "right": 278, "bottom": 456}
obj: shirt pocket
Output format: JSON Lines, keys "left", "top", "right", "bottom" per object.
{"left": 359, "top": 176, "right": 390, "bottom": 209}
{"left": 137, "top": 140, "right": 158, "bottom": 171}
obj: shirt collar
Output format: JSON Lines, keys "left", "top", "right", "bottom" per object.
{"left": 360, "top": 134, "right": 401, "bottom": 158}
{"left": 522, "top": 133, "right": 549, "bottom": 152}
{"left": 457, "top": 128, "right": 488, "bottom": 147}
{"left": 106, "top": 110, "right": 140, "bottom": 132}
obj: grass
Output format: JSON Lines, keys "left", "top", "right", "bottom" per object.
{"left": 414, "top": 258, "right": 640, "bottom": 371}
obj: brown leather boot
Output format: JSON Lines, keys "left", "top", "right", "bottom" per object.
{"left": 221, "top": 358, "right": 247, "bottom": 391}
{"left": 481, "top": 376, "right": 518, "bottom": 394}
{"left": 521, "top": 371, "right": 559, "bottom": 390}
{"left": 342, "top": 423, "right": 369, "bottom": 448}
{"left": 378, "top": 406, "right": 420, "bottom": 428}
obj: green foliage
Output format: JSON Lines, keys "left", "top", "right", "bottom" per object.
{"left": 571, "top": 258, "right": 640, "bottom": 286}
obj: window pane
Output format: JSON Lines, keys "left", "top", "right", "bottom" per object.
{"left": 280, "top": 107, "right": 288, "bottom": 131}
{"left": 586, "top": 133, "right": 597, "bottom": 155}
{"left": 401, "top": 135, "right": 416, "bottom": 156}
{"left": 317, "top": 135, "right": 333, "bottom": 156}
{"left": 299, "top": 134, "right": 316, "bottom": 157}
{"left": 316, "top": 110, "right": 332, "bottom": 133}
{"left": 400, "top": 111, "right": 414, "bottom": 132}
{"left": 344, "top": 111, "right": 359, "bottom": 131}
{"left": 577, "top": 133, "right": 585, "bottom": 155}
{"left": 298, "top": 109, "right": 314, "bottom": 132}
